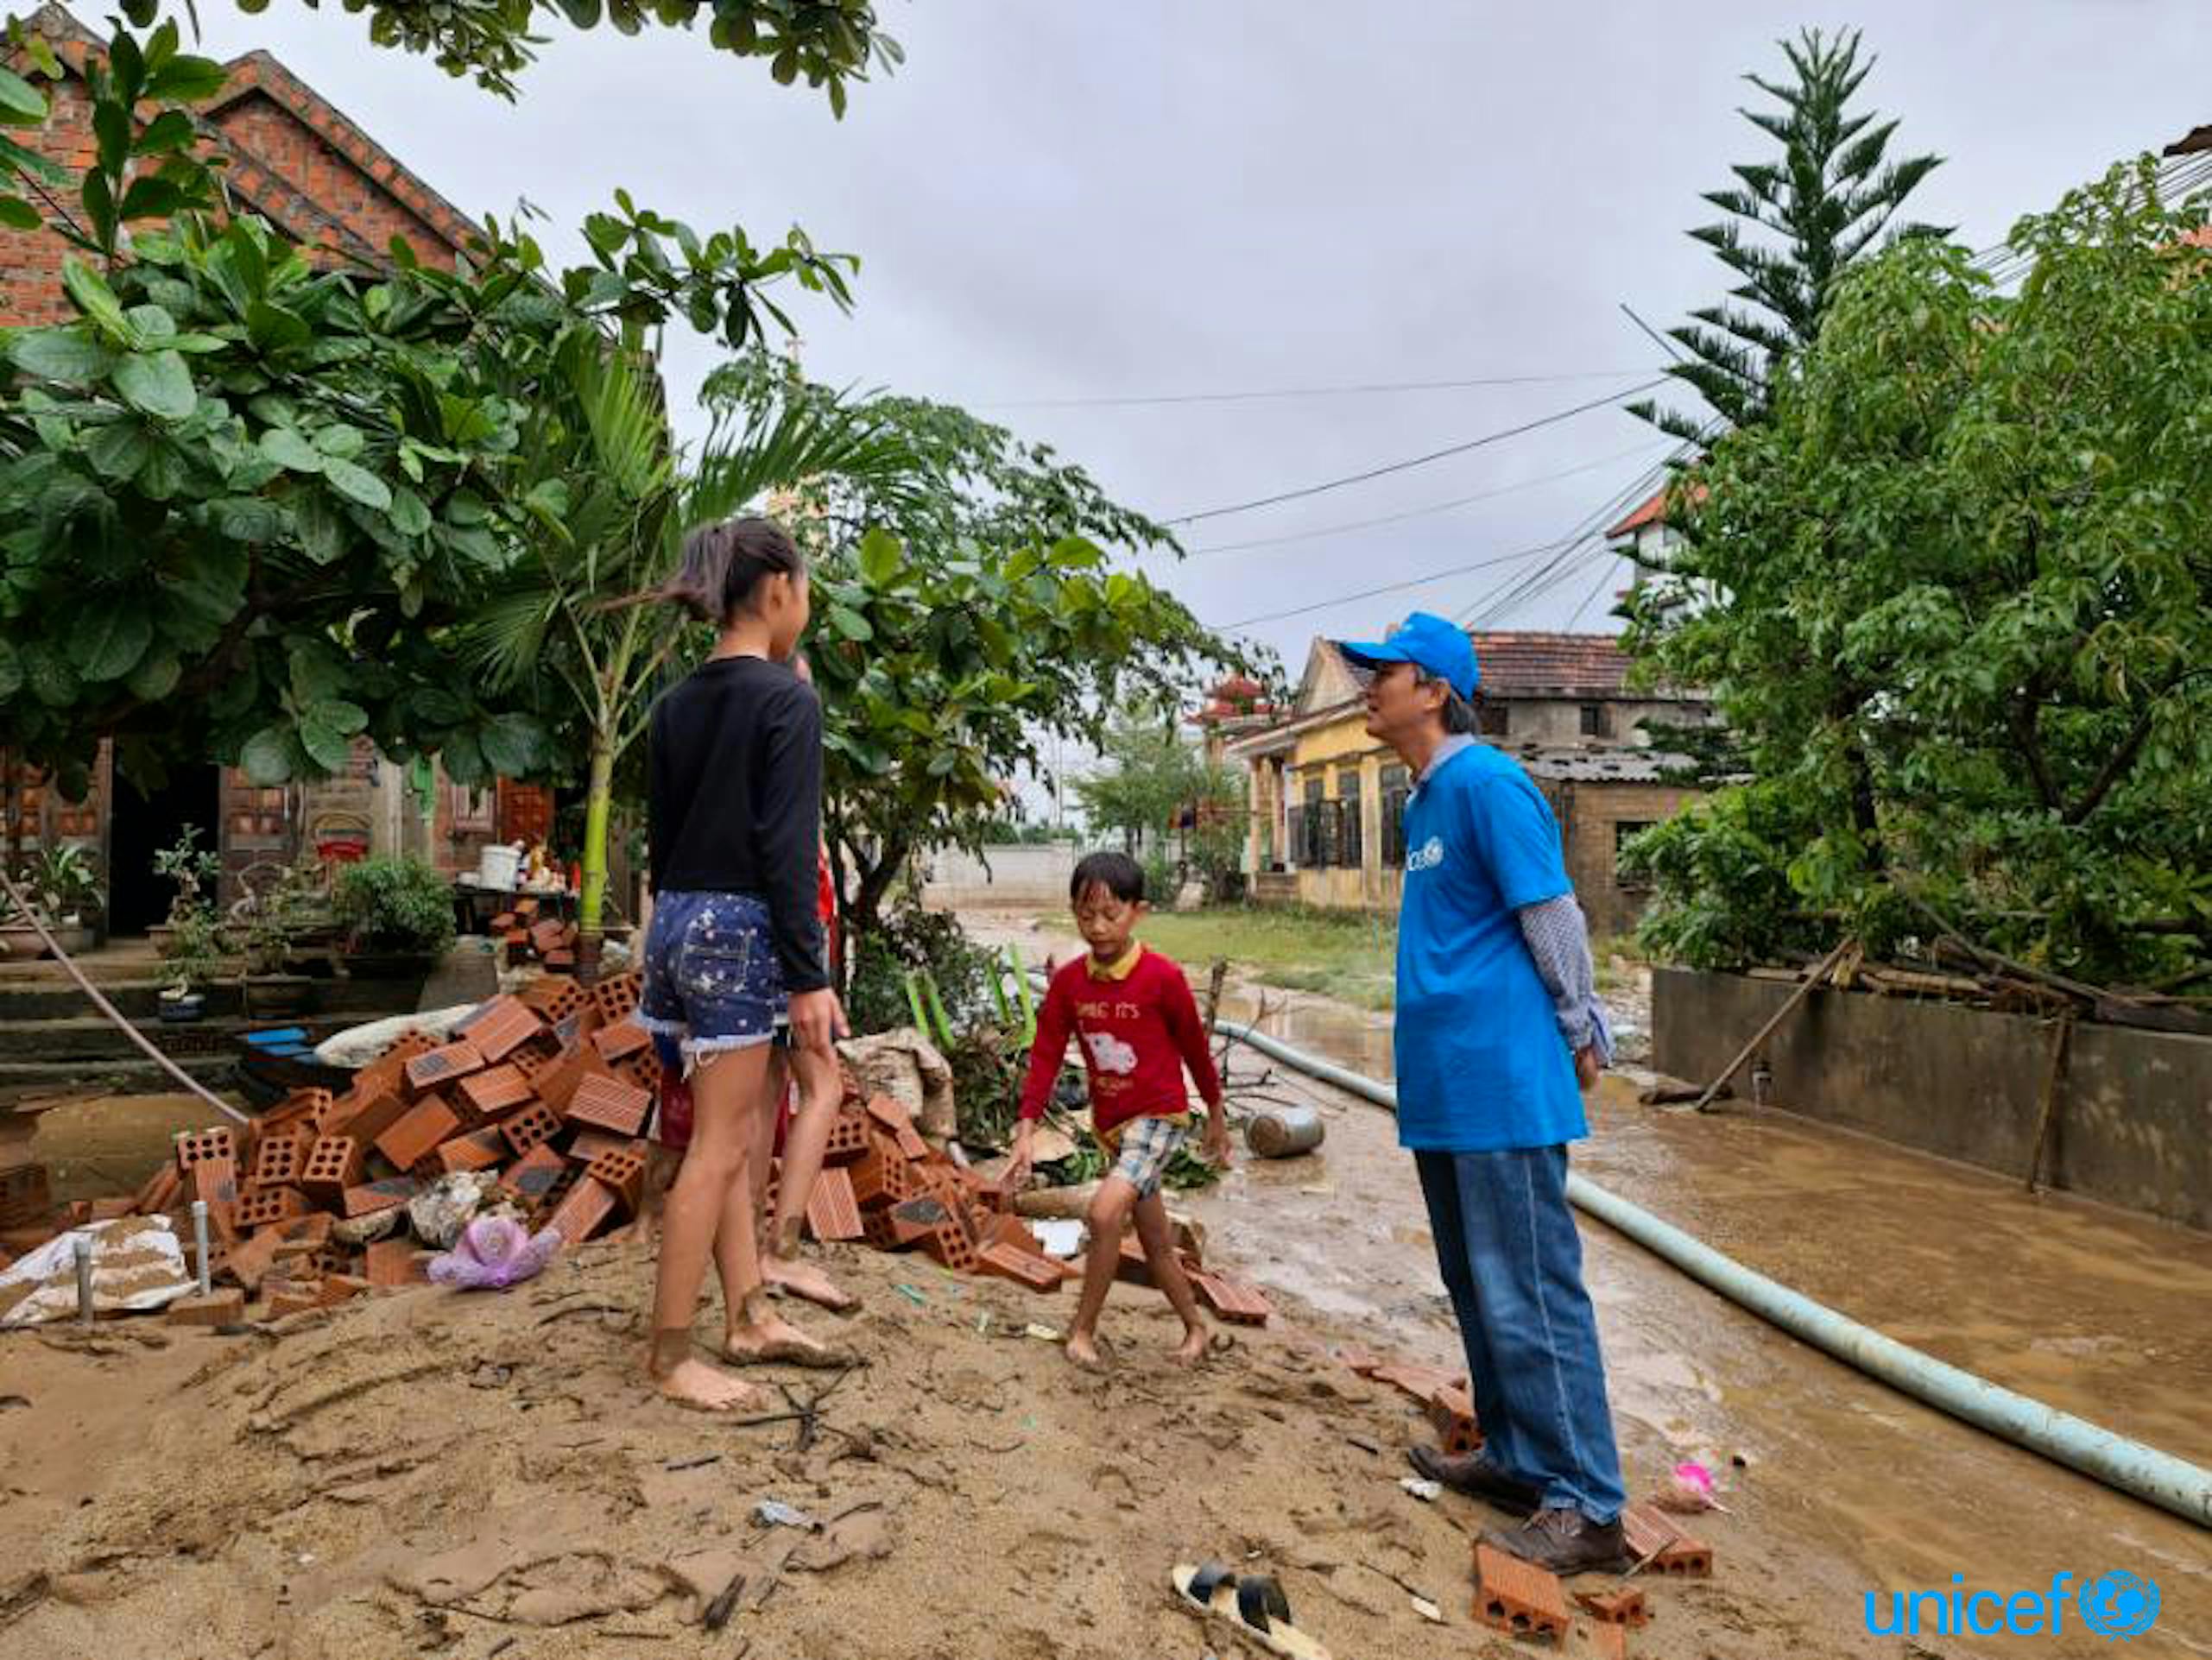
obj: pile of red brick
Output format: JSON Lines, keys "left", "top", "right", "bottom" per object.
{"left": 490, "top": 897, "right": 578, "bottom": 973}
{"left": 3, "top": 967, "right": 1275, "bottom": 1329}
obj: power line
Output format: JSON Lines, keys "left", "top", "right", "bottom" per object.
{"left": 1564, "top": 556, "right": 1625, "bottom": 631}
{"left": 1164, "top": 378, "right": 1671, "bottom": 527}
{"left": 1217, "top": 536, "right": 1577, "bottom": 631}
{"left": 977, "top": 367, "right": 1660, "bottom": 411}
{"left": 1181, "top": 437, "right": 1675, "bottom": 558}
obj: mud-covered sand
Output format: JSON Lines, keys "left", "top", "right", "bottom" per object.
{"left": 2, "top": 1233, "right": 1811, "bottom": 1660}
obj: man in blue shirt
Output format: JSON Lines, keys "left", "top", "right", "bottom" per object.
{"left": 1334, "top": 612, "right": 1630, "bottom": 1575}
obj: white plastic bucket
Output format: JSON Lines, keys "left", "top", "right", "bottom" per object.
{"left": 476, "top": 844, "right": 522, "bottom": 889}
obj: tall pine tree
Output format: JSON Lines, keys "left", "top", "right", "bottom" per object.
{"left": 1636, "top": 28, "right": 1945, "bottom": 439}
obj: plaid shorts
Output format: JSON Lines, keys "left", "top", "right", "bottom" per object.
{"left": 1104, "top": 1114, "right": 1190, "bottom": 1200}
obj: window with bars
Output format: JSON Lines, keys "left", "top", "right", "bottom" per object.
{"left": 1580, "top": 704, "right": 1608, "bottom": 738}
{"left": 1337, "top": 768, "right": 1363, "bottom": 870}
{"left": 1381, "top": 764, "right": 1410, "bottom": 866}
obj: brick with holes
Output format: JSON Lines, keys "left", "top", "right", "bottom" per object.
{"left": 456, "top": 995, "right": 544, "bottom": 1064}
{"left": 250, "top": 1130, "right": 307, "bottom": 1188}
{"left": 1622, "top": 1504, "right": 1712, "bottom": 1578}
{"left": 585, "top": 1142, "right": 648, "bottom": 1214}
{"left": 518, "top": 975, "right": 587, "bottom": 1023}
{"left": 1425, "top": 1382, "right": 1482, "bottom": 1455}
{"left": 272, "top": 1089, "right": 337, "bottom": 1136}
{"left": 364, "top": 1237, "right": 431, "bottom": 1288}
{"left": 182, "top": 1156, "right": 241, "bottom": 1243}
{"left": 819, "top": 1113, "right": 870, "bottom": 1165}
{"left": 458, "top": 1064, "right": 534, "bottom": 1120}
{"left": 498, "top": 1100, "right": 562, "bottom": 1158}
{"left": 375, "top": 1096, "right": 462, "bottom": 1172}
{"left": 613, "top": 1046, "right": 662, "bottom": 1096}
{"left": 848, "top": 1139, "right": 914, "bottom": 1211}
{"left": 300, "top": 1136, "right": 363, "bottom": 1200}
{"left": 234, "top": 1183, "right": 308, "bottom": 1233}
{"left": 338, "top": 1088, "right": 410, "bottom": 1151}
{"left": 1475, "top": 1543, "right": 1570, "bottom": 1643}
{"left": 174, "top": 1127, "right": 237, "bottom": 1177}
{"left": 591, "top": 969, "right": 643, "bottom": 1026}
{"left": 565, "top": 1074, "right": 653, "bottom": 1139}
{"left": 1576, "top": 1587, "right": 1651, "bottom": 1629}
{"left": 976, "top": 1242, "right": 1063, "bottom": 1292}
{"left": 222, "top": 1227, "right": 286, "bottom": 1295}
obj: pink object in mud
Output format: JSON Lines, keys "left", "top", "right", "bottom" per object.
{"left": 1659, "top": 1460, "right": 1726, "bottom": 1514}
{"left": 427, "top": 1215, "right": 560, "bottom": 1290}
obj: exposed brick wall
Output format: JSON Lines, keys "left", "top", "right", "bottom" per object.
{"left": 207, "top": 92, "right": 458, "bottom": 268}
{"left": 1543, "top": 780, "right": 1701, "bottom": 942}
{"left": 0, "top": 69, "right": 97, "bottom": 325}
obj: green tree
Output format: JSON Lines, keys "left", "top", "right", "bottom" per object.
{"left": 0, "top": 22, "right": 853, "bottom": 805}
{"left": 15, "top": 0, "right": 896, "bottom": 109}
{"left": 1074, "top": 703, "right": 1247, "bottom": 895}
{"left": 1634, "top": 27, "right": 1945, "bottom": 440}
{"left": 702, "top": 357, "right": 1242, "bottom": 987}
{"left": 1625, "top": 161, "right": 2212, "bottom": 990}
{"left": 464, "top": 342, "right": 914, "bottom": 957}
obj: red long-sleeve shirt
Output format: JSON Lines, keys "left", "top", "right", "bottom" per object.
{"left": 1018, "top": 946, "right": 1223, "bottom": 1135}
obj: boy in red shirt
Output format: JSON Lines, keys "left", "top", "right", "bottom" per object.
{"left": 1008, "top": 851, "right": 1231, "bottom": 1367}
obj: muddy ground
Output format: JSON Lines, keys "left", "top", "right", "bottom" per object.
{"left": 3, "top": 912, "right": 2209, "bottom": 1658}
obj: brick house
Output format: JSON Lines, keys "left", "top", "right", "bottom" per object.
{"left": 1224, "top": 631, "right": 1712, "bottom": 939}
{"left": 0, "top": 7, "right": 558, "bottom": 935}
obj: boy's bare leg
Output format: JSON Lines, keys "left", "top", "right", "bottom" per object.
{"left": 647, "top": 1045, "right": 773, "bottom": 1411}
{"left": 762, "top": 1044, "right": 856, "bottom": 1311}
{"left": 1133, "top": 1190, "right": 1210, "bottom": 1363}
{"left": 716, "top": 1063, "right": 831, "bottom": 1362}
{"left": 1070, "top": 1176, "right": 1138, "bottom": 1368}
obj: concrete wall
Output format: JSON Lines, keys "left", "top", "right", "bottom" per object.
{"left": 1543, "top": 780, "right": 1699, "bottom": 942}
{"left": 924, "top": 843, "right": 1082, "bottom": 908}
{"left": 1653, "top": 969, "right": 2212, "bottom": 1232}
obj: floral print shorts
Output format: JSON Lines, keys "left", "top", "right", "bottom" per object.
{"left": 635, "top": 891, "right": 787, "bottom": 1064}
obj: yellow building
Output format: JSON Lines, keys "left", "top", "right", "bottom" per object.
{"left": 1225, "top": 633, "right": 1715, "bottom": 938}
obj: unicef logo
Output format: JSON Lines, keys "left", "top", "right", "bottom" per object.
{"left": 1405, "top": 836, "right": 1445, "bottom": 873}
{"left": 2078, "top": 1571, "right": 2160, "bottom": 1641}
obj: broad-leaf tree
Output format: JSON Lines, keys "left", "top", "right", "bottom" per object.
{"left": 1074, "top": 702, "right": 1248, "bottom": 894}
{"left": 1634, "top": 27, "right": 1945, "bottom": 440}
{"left": 706, "top": 357, "right": 1244, "bottom": 987}
{"left": 1624, "top": 162, "right": 2212, "bottom": 990}
{"left": 0, "top": 22, "right": 854, "bottom": 804}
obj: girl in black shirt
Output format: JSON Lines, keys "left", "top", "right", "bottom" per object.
{"left": 635, "top": 516, "right": 847, "bottom": 1411}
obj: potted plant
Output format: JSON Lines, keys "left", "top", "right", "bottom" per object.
{"left": 231, "top": 858, "right": 326, "bottom": 1018}
{"left": 31, "top": 844, "right": 101, "bottom": 955}
{"left": 332, "top": 854, "right": 458, "bottom": 979}
{"left": 152, "top": 828, "right": 222, "bottom": 956}
{"left": 0, "top": 870, "right": 47, "bottom": 959}
{"left": 159, "top": 902, "right": 223, "bottom": 1022}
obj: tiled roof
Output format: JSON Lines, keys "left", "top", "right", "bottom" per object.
{"left": 2165, "top": 123, "right": 2212, "bottom": 157}
{"left": 1468, "top": 632, "right": 1635, "bottom": 696}
{"left": 1605, "top": 481, "right": 1708, "bottom": 538}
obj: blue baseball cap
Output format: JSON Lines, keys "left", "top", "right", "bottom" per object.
{"left": 1332, "top": 612, "right": 1480, "bottom": 698}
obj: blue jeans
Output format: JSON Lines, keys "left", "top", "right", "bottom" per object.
{"left": 1414, "top": 1146, "right": 1626, "bottom": 1523}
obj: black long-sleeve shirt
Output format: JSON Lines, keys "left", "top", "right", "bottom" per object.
{"left": 646, "top": 653, "right": 828, "bottom": 993}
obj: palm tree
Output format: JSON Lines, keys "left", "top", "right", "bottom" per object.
{"left": 467, "top": 331, "right": 916, "bottom": 973}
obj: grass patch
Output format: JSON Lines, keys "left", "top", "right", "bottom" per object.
{"left": 1070, "top": 905, "right": 1400, "bottom": 1013}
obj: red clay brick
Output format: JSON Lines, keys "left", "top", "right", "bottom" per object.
{"left": 273, "top": 1088, "right": 338, "bottom": 1135}
{"left": 1426, "top": 1383, "right": 1482, "bottom": 1455}
{"left": 281, "top": 1213, "right": 335, "bottom": 1247}
{"left": 546, "top": 1175, "right": 617, "bottom": 1245}
{"left": 340, "top": 1177, "right": 419, "bottom": 1219}
{"left": 585, "top": 1143, "right": 648, "bottom": 1214}
{"left": 174, "top": 1127, "right": 238, "bottom": 1176}
{"left": 336, "top": 1089, "right": 410, "bottom": 1149}
{"left": 0, "top": 1164, "right": 53, "bottom": 1229}
{"left": 1192, "top": 1271, "right": 1274, "bottom": 1328}
{"left": 320, "top": 1274, "right": 371, "bottom": 1306}
{"left": 1576, "top": 1587, "right": 1651, "bottom": 1629}
{"left": 802, "top": 1166, "right": 865, "bottom": 1242}
{"left": 1112, "top": 1231, "right": 1154, "bottom": 1288}
{"left": 591, "top": 1020, "right": 649, "bottom": 1064}
{"left": 564, "top": 1128, "right": 629, "bottom": 1165}
{"left": 1368, "top": 1361, "right": 1466, "bottom": 1403}
{"left": 456, "top": 995, "right": 544, "bottom": 1064}
{"left": 134, "top": 1162, "right": 182, "bottom": 1218}
{"left": 848, "top": 1140, "right": 914, "bottom": 1210}
{"left": 613, "top": 1045, "right": 663, "bottom": 1096}
{"left": 376, "top": 1096, "right": 462, "bottom": 1171}
{"left": 528, "top": 1045, "right": 591, "bottom": 1113}
{"left": 265, "top": 1285, "right": 325, "bottom": 1319}
{"left": 540, "top": 948, "right": 576, "bottom": 971}
{"left": 458, "top": 1064, "right": 534, "bottom": 1120}
{"left": 517, "top": 975, "right": 587, "bottom": 1022}
{"left": 1622, "top": 1504, "right": 1712, "bottom": 1577}
{"left": 431, "top": 1127, "right": 507, "bottom": 1176}
{"left": 167, "top": 1288, "right": 247, "bottom": 1327}
{"left": 498, "top": 1142, "right": 566, "bottom": 1208}
{"left": 251, "top": 1130, "right": 307, "bottom": 1188}
{"left": 234, "top": 1184, "right": 309, "bottom": 1232}
{"left": 498, "top": 1100, "right": 562, "bottom": 1157}
{"left": 529, "top": 918, "right": 567, "bottom": 956}
{"left": 184, "top": 1155, "right": 241, "bottom": 1242}
{"left": 820, "top": 1113, "right": 870, "bottom": 1165}
{"left": 565, "top": 1074, "right": 652, "bottom": 1138}
{"left": 1592, "top": 1619, "right": 1629, "bottom": 1660}
{"left": 591, "top": 969, "right": 643, "bottom": 1027}
{"left": 872, "top": 1196, "right": 947, "bottom": 1251}
{"left": 982, "top": 1213, "right": 1045, "bottom": 1257}
{"left": 364, "top": 1237, "right": 430, "bottom": 1287}
{"left": 405, "top": 1041, "right": 484, "bottom": 1098}
{"left": 976, "top": 1241, "right": 1062, "bottom": 1292}
{"left": 222, "top": 1228, "right": 285, "bottom": 1294}
{"left": 301, "top": 1135, "right": 363, "bottom": 1199}
{"left": 1475, "top": 1543, "right": 1570, "bottom": 1642}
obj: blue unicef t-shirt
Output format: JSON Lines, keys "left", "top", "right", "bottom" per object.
{"left": 1394, "top": 741, "right": 1587, "bottom": 1152}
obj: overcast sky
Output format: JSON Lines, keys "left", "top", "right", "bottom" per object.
{"left": 181, "top": 0, "right": 2205, "bottom": 682}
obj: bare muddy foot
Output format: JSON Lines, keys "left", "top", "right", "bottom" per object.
{"left": 1065, "top": 1331, "right": 1106, "bottom": 1371}
{"left": 725, "top": 1311, "right": 847, "bottom": 1367}
{"left": 764, "top": 1253, "right": 858, "bottom": 1313}
{"left": 651, "top": 1356, "right": 763, "bottom": 1413}
{"left": 1172, "top": 1325, "right": 1210, "bottom": 1366}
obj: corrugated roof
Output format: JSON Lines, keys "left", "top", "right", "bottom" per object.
{"left": 1515, "top": 746, "right": 1695, "bottom": 784}
{"left": 2165, "top": 123, "right": 2212, "bottom": 157}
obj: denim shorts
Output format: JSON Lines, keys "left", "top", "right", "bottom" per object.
{"left": 635, "top": 891, "right": 788, "bottom": 1062}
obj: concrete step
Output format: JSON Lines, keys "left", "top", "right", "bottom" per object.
{"left": 0, "top": 1052, "right": 237, "bottom": 1101}
{"left": 0, "top": 976, "right": 426, "bottom": 1023}
{"left": 0, "top": 1013, "right": 371, "bottom": 1064}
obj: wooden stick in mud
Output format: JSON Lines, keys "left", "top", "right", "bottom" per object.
{"left": 2024, "top": 1012, "right": 2074, "bottom": 1195}
{"left": 1692, "top": 937, "right": 1855, "bottom": 1114}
